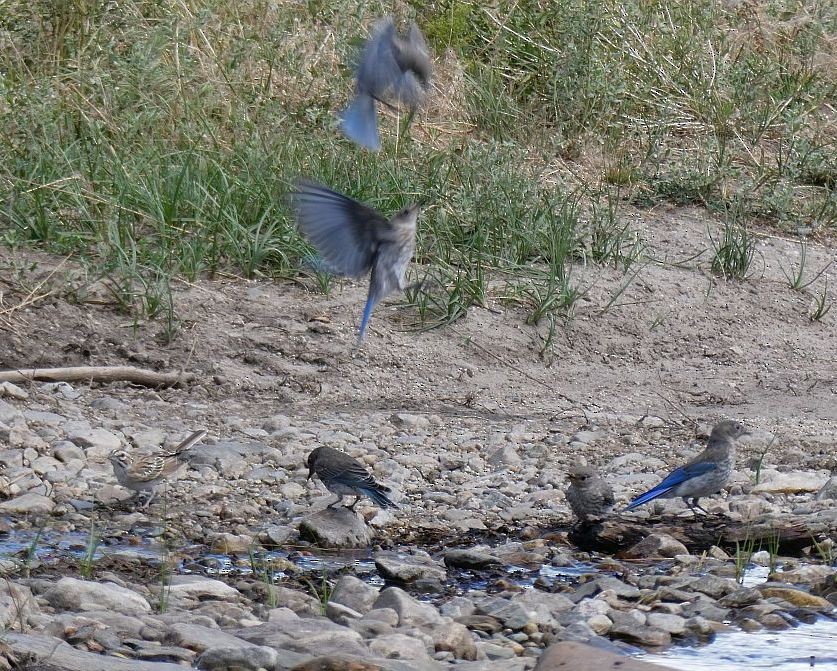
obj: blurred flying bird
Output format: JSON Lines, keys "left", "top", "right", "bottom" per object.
{"left": 565, "top": 465, "right": 615, "bottom": 523}
{"left": 626, "top": 420, "right": 749, "bottom": 514}
{"left": 306, "top": 446, "right": 398, "bottom": 511}
{"left": 109, "top": 429, "right": 207, "bottom": 508}
{"left": 341, "top": 16, "right": 432, "bottom": 150}
{"left": 291, "top": 178, "right": 420, "bottom": 343}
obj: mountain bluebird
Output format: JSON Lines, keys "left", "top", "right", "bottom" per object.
{"left": 565, "top": 465, "right": 615, "bottom": 523}
{"left": 306, "top": 446, "right": 398, "bottom": 511}
{"left": 291, "top": 178, "right": 420, "bottom": 343}
{"left": 626, "top": 420, "right": 750, "bottom": 514}
{"left": 341, "top": 16, "right": 432, "bottom": 150}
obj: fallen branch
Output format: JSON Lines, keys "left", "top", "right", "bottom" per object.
{"left": 0, "top": 366, "right": 195, "bottom": 388}
{"left": 568, "top": 512, "right": 835, "bottom": 556}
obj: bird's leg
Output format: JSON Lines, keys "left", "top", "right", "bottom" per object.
{"left": 348, "top": 495, "right": 361, "bottom": 512}
{"left": 692, "top": 498, "right": 710, "bottom": 515}
{"left": 327, "top": 494, "right": 342, "bottom": 509}
{"left": 140, "top": 490, "right": 156, "bottom": 509}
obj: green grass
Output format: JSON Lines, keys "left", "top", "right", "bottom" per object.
{"left": 0, "top": 0, "right": 835, "bottom": 331}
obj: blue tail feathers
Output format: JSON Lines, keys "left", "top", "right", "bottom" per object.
{"left": 341, "top": 95, "right": 380, "bottom": 151}
{"left": 357, "top": 293, "right": 376, "bottom": 342}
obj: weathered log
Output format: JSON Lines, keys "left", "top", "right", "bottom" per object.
{"left": 568, "top": 512, "right": 836, "bottom": 557}
{"left": 0, "top": 366, "right": 194, "bottom": 388}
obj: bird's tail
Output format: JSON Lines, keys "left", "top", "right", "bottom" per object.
{"left": 171, "top": 429, "right": 208, "bottom": 456}
{"left": 357, "top": 291, "right": 378, "bottom": 344}
{"left": 361, "top": 486, "right": 398, "bottom": 509}
{"left": 625, "top": 484, "right": 671, "bottom": 511}
{"left": 340, "top": 95, "right": 380, "bottom": 151}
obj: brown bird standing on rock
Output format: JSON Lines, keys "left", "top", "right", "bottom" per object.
{"left": 306, "top": 446, "right": 398, "bottom": 511}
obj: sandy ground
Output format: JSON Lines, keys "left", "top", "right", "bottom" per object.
{"left": 1, "top": 203, "right": 836, "bottom": 451}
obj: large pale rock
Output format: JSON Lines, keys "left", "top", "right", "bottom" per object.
{"left": 299, "top": 508, "right": 373, "bottom": 549}
{"left": 608, "top": 611, "right": 671, "bottom": 647}
{"left": 5, "top": 632, "right": 185, "bottom": 671}
{"left": 752, "top": 470, "right": 828, "bottom": 494}
{"left": 197, "top": 645, "right": 290, "bottom": 671}
{"left": 0, "top": 492, "right": 55, "bottom": 515}
{"left": 373, "top": 587, "right": 443, "bottom": 628}
{"left": 234, "top": 609, "right": 368, "bottom": 658}
{"left": 534, "top": 641, "right": 678, "bottom": 670}
{"left": 44, "top": 577, "right": 151, "bottom": 615}
{"left": 163, "top": 576, "right": 241, "bottom": 606}
{"left": 0, "top": 581, "right": 39, "bottom": 629}
{"left": 330, "top": 576, "right": 379, "bottom": 614}
{"left": 475, "top": 597, "right": 533, "bottom": 630}
{"left": 431, "top": 621, "right": 477, "bottom": 660}
{"left": 165, "top": 622, "right": 257, "bottom": 653}
{"left": 67, "top": 427, "right": 122, "bottom": 459}
{"left": 368, "top": 633, "right": 432, "bottom": 661}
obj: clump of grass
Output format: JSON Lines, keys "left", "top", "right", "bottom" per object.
{"left": 79, "top": 521, "right": 100, "bottom": 580}
{"left": 710, "top": 204, "right": 757, "bottom": 280}
{"left": 810, "top": 277, "right": 832, "bottom": 322}
{"left": 248, "top": 546, "right": 279, "bottom": 609}
{"left": 780, "top": 243, "right": 832, "bottom": 291}
{"left": 734, "top": 533, "right": 757, "bottom": 585}
{"left": 302, "top": 571, "right": 333, "bottom": 616}
{"left": 1, "top": 0, "right": 835, "bottom": 337}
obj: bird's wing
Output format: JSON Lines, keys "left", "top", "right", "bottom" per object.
{"left": 316, "top": 451, "right": 379, "bottom": 487}
{"left": 356, "top": 18, "right": 402, "bottom": 97}
{"left": 291, "top": 180, "right": 388, "bottom": 278}
{"left": 391, "top": 23, "right": 432, "bottom": 106}
{"left": 626, "top": 462, "right": 717, "bottom": 510}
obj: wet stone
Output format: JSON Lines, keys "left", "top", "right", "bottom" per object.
{"left": 443, "top": 548, "right": 502, "bottom": 570}
{"left": 718, "top": 587, "right": 761, "bottom": 608}
{"left": 622, "top": 533, "right": 689, "bottom": 559}
{"left": 454, "top": 615, "right": 503, "bottom": 635}
{"left": 374, "top": 553, "right": 446, "bottom": 584}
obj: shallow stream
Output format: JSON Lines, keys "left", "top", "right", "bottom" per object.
{"left": 2, "top": 527, "right": 835, "bottom": 670}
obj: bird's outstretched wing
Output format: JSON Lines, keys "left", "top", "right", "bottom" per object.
{"left": 626, "top": 462, "right": 717, "bottom": 510}
{"left": 291, "top": 179, "right": 389, "bottom": 278}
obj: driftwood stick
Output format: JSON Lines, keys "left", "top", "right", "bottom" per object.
{"left": 0, "top": 366, "right": 195, "bottom": 388}
{"left": 568, "top": 513, "right": 833, "bottom": 556}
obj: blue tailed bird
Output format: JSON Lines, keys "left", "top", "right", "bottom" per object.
{"left": 341, "top": 17, "right": 432, "bottom": 151}
{"left": 291, "top": 178, "right": 419, "bottom": 344}
{"left": 626, "top": 420, "right": 749, "bottom": 514}
{"left": 306, "top": 446, "right": 398, "bottom": 511}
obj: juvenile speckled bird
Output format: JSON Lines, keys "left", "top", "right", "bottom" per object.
{"left": 565, "top": 465, "right": 615, "bottom": 523}
{"left": 108, "top": 429, "right": 207, "bottom": 507}
{"left": 306, "top": 446, "right": 398, "bottom": 511}
{"left": 291, "top": 178, "right": 419, "bottom": 343}
{"left": 341, "top": 16, "right": 432, "bottom": 151}
{"left": 626, "top": 420, "right": 750, "bottom": 514}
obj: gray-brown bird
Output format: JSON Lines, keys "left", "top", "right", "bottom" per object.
{"left": 565, "top": 465, "right": 615, "bottom": 523}
{"left": 306, "top": 446, "right": 397, "bottom": 511}
{"left": 291, "top": 178, "right": 420, "bottom": 343}
{"left": 108, "top": 430, "right": 207, "bottom": 507}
